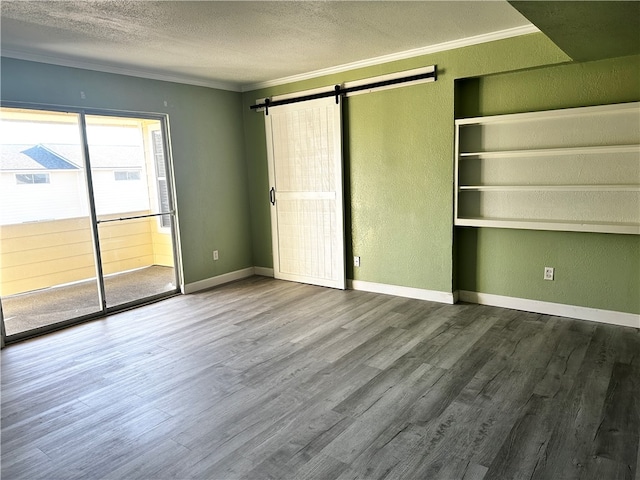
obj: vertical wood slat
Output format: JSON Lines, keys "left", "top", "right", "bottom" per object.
{"left": 266, "top": 97, "right": 345, "bottom": 289}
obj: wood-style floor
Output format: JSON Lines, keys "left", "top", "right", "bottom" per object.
{"left": 2, "top": 276, "right": 639, "bottom": 480}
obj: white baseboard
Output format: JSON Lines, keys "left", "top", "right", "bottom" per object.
{"left": 348, "top": 279, "right": 455, "bottom": 304}
{"left": 184, "top": 267, "right": 255, "bottom": 294}
{"left": 458, "top": 290, "right": 640, "bottom": 329}
{"left": 254, "top": 267, "right": 274, "bottom": 277}
{"left": 251, "top": 271, "right": 453, "bottom": 304}
{"left": 184, "top": 270, "right": 638, "bottom": 329}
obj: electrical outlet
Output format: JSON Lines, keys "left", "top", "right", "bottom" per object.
{"left": 354, "top": 256, "right": 360, "bottom": 267}
{"left": 213, "top": 250, "right": 219, "bottom": 261}
{"left": 544, "top": 266, "right": 554, "bottom": 281}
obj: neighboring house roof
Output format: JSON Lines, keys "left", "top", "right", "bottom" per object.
{"left": 22, "top": 145, "right": 79, "bottom": 169}
{"left": 0, "top": 144, "right": 144, "bottom": 171}
{"left": 1, "top": 145, "right": 56, "bottom": 170}
{"left": 46, "top": 144, "right": 144, "bottom": 169}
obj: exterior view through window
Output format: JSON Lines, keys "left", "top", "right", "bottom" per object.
{"left": 0, "top": 107, "right": 179, "bottom": 339}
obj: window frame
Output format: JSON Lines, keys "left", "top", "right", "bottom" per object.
{"left": 15, "top": 173, "right": 51, "bottom": 184}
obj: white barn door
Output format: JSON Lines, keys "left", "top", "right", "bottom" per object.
{"left": 265, "top": 97, "right": 346, "bottom": 289}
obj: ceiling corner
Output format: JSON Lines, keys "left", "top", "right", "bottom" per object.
{"left": 508, "top": 1, "right": 640, "bottom": 62}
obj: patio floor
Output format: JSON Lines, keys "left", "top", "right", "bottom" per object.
{"left": 1, "top": 265, "right": 177, "bottom": 336}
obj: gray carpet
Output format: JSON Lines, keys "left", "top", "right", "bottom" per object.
{"left": 1, "top": 265, "right": 176, "bottom": 336}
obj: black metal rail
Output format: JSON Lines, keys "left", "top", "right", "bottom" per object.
{"left": 250, "top": 67, "right": 436, "bottom": 114}
{"left": 96, "top": 211, "right": 174, "bottom": 224}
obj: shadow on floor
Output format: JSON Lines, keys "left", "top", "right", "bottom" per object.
{"left": 1, "top": 265, "right": 176, "bottom": 336}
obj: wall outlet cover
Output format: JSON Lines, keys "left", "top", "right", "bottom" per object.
{"left": 544, "top": 266, "right": 554, "bottom": 281}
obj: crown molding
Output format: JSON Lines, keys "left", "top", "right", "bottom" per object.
{"left": 1, "top": 49, "right": 243, "bottom": 92}
{"left": 2, "top": 24, "right": 538, "bottom": 94}
{"left": 241, "top": 24, "right": 539, "bottom": 92}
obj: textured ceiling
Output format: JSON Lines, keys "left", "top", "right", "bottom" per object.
{"left": 1, "top": 1, "right": 533, "bottom": 91}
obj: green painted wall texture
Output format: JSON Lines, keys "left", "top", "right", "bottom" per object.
{"left": 243, "top": 35, "right": 639, "bottom": 314}
{"left": 1, "top": 58, "right": 253, "bottom": 286}
{"left": 243, "top": 33, "right": 571, "bottom": 294}
{"left": 455, "top": 55, "right": 640, "bottom": 314}
{"left": 3, "top": 30, "right": 638, "bottom": 316}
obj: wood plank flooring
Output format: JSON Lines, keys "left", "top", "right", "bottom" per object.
{"left": 2, "top": 276, "right": 639, "bottom": 480}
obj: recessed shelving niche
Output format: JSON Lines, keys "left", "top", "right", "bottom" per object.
{"left": 454, "top": 102, "right": 640, "bottom": 234}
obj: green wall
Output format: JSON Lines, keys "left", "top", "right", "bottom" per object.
{"left": 243, "top": 36, "right": 639, "bottom": 314}
{"left": 455, "top": 55, "right": 640, "bottom": 314}
{"left": 1, "top": 58, "right": 253, "bottom": 286}
{"left": 243, "top": 33, "right": 570, "bottom": 294}
{"left": 4, "top": 30, "right": 635, "bottom": 316}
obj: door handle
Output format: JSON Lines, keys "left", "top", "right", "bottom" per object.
{"left": 269, "top": 187, "right": 276, "bottom": 205}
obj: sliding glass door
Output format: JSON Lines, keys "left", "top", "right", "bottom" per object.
{"left": 0, "top": 106, "right": 180, "bottom": 340}
{"left": 0, "top": 108, "right": 101, "bottom": 335}
{"left": 86, "top": 115, "right": 177, "bottom": 309}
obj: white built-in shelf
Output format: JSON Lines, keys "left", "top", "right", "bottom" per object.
{"left": 454, "top": 102, "right": 640, "bottom": 235}
{"left": 459, "top": 185, "right": 640, "bottom": 192}
{"left": 454, "top": 101, "right": 640, "bottom": 125}
{"left": 455, "top": 218, "right": 640, "bottom": 235}
{"left": 459, "top": 144, "right": 640, "bottom": 159}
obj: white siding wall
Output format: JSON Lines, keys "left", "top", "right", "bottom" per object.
{"left": 0, "top": 171, "right": 87, "bottom": 225}
{"left": 1, "top": 169, "right": 151, "bottom": 225}
{"left": 92, "top": 170, "right": 150, "bottom": 216}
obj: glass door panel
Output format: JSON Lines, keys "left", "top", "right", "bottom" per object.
{"left": 98, "top": 216, "right": 176, "bottom": 308}
{"left": 85, "top": 115, "right": 177, "bottom": 309}
{"left": 0, "top": 108, "right": 101, "bottom": 336}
